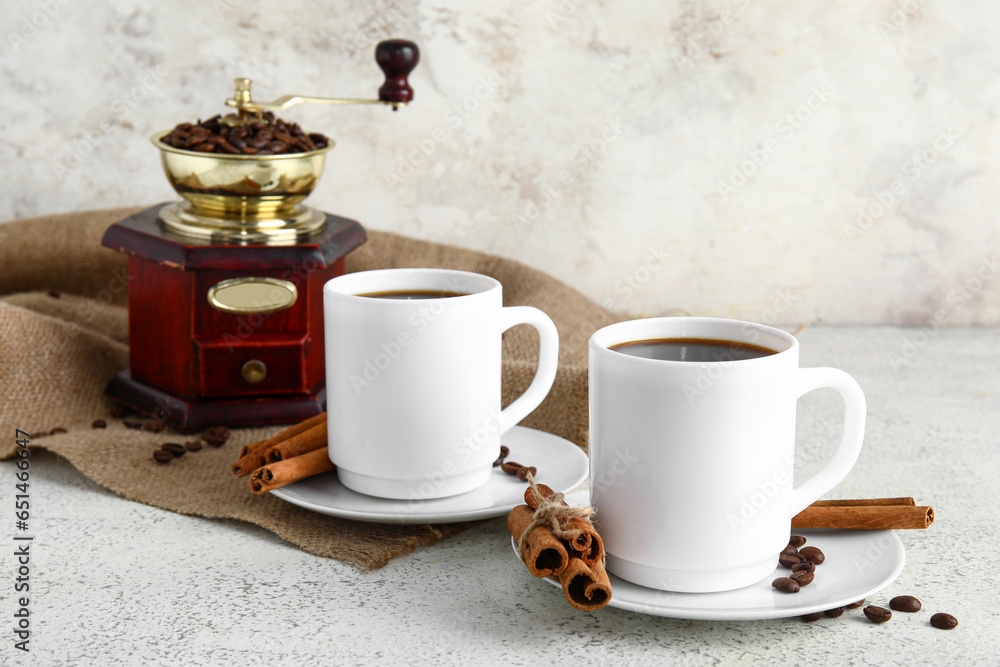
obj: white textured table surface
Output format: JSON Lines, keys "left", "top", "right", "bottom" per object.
{"left": 4, "top": 327, "right": 999, "bottom": 665}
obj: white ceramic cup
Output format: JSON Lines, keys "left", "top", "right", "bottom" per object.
{"left": 589, "top": 317, "right": 866, "bottom": 593}
{"left": 323, "top": 268, "right": 559, "bottom": 500}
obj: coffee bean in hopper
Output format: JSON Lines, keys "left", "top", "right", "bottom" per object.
{"left": 930, "top": 613, "right": 958, "bottom": 630}
{"left": 889, "top": 595, "right": 921, "bottom": 613}
{"left": 864, "top": 606, "right": 892, "bottom": 623}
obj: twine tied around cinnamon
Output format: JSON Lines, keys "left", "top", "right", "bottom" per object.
{"left": 517, "top": 472, "right": 597, "bottom": 565}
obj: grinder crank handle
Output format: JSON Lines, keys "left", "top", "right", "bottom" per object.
{"left": 376, "top": 39, "right": 420, "bottom": 107}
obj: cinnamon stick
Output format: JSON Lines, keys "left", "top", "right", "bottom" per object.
{"left": 508, "top": 504, "right": 571, "bottom": 577}
{"left": 793, "top": 503, "right": 934, "bottom": 530}
{"left": 812, "top": 497, "right": 915, "bottom": 507}
{"left": 233, "top": 413, "right": 327, "bottom": 476}
{"left": 239, "top": 412, "right": 326, "bottom": 457}
{"left": 248, "top": 447, "right": 335, "bottom": 495}
{"left": 264, "top": 422, "right": 327, "bottom": 463}
{"left": 558, "top": 557, "right": 612, "bottom": 611}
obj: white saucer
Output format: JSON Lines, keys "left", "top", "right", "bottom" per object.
{"left": 512, "top": 492, "right": 905, "bottom": 620}
{"left": 270, "top": 426, "right": 588, "bottom": 524}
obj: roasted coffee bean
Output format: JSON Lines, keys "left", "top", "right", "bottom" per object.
{"left": 143, "top": 420, "right": 167, "bottom": 432}
{"left": 864, "top": 606, "right": 892, "bottom": 623}
{"left": 790, "top": 570, "right": 814, "bottom": 586}
{"left": 501, "top": 461, "right": 523, "bottom": 475}
{"left": 772, "top": 577, "right": 800, "bottom": 593}
{"left": 930, "top": 613, "right": 958, "bottom": 630}
{"left": 779, "top": 552, "right": 805, "bottom": 568}
{"left": 889, "top": 595, "right": 921, "bottom": 613}
{"left": 49, "top": 427, "right": 68, "bottom": 435}
{"left": 788, "top": 535, "right": 807, "bottom": 549}
{"left": 492, "top": 445, "right": 510, "bottom": 467}
{"left": 781, "top": 545, "right": 799, "bottom": 556}
{"left": 92, "top": 419, "right": 107, "bottom": 429}
{"left": 825, "top": 607, "right": 844, "bottom": 618}
{"left": 846, "top": 599, "right": 866, "bottom": 609}
{"left": 799, "top": 546, "right": 825, "bottom": 564}
{"left": 162, "top": 443, "right": 186, "bottom": 457}
{"left": 791, "top": 561, "right": 815, "bottom": 573}
{"left": 184, "top": 440, "right": 203, "bottom": 452}
{"left": 48, "top": 290, "right": 61, "bottom": 298}
{"left": 203, "top": 425, "right": 230, "bottom": 446}
{"left": 161, "top": 115, "right": 328, "bottom": 156}
{"left": 517, "top": 466, "right": 538, "bottom": 482}
{"left": 123, "top": 419, "right": 143, "bottom": 430}
{"left": 153, "top": 450, "right": 173, "bottom": 463}
{"left": 801, "top": 612, "right": 824, "bottom": 622}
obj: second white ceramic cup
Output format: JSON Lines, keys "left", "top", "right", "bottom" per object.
{"left": 589, "top": 317, "right": 866, "bottom": 593}
{"left": 324, "top": 269, "right": 559, "bottom": 500}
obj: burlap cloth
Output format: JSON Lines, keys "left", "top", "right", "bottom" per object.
{"left": 0, "top": 207, "right": 617, "bottom": 569}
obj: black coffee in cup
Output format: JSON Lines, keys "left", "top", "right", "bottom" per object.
{"left": 610, "top": 337, "right": 777, "bottom": 362}
{"left": 357, "top": 290, "right": 469, "bottom": 300}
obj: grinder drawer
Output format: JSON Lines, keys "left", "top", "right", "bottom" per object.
{"left": 196, "top": 335, "right": 310, "bottom": 397}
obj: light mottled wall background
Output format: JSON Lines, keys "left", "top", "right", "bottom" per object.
{"left": 2, "top": 0, "right": 998, "bottom": 324}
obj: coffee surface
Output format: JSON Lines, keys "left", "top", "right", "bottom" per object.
{"left": 610, "top": 337, "right": 777, "bottom": 362}
{"left": 357, "top": 290, "right": 469, "bottom": 300}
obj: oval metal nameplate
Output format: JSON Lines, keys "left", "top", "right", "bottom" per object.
{"left": 207, "top": 277, "right": 298, "bottom": 315}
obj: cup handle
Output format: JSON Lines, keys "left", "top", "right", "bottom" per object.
{"left": 789, "top": 368, "right": 867, "bottom": 516}
{"left": 497, "top": 306, "right": 560, "bottom": 434}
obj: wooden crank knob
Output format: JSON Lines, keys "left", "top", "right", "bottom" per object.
{"left": 376, "top": 39, "right": 419, "bottom": 104}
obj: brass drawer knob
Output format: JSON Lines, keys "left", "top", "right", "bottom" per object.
{"left": 242, "top": 359, "right": 268, "bottom": 384}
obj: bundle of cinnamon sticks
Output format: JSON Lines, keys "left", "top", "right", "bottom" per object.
{"left": 509, "top": 481, "right": 612, "bottom": 611}
{"left": 231, "top": 412, "right": 335, "bottom": 493}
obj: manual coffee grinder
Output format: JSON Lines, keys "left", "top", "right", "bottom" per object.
{"left": 102, "top": 39, "right": 419, "bottom": 429}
